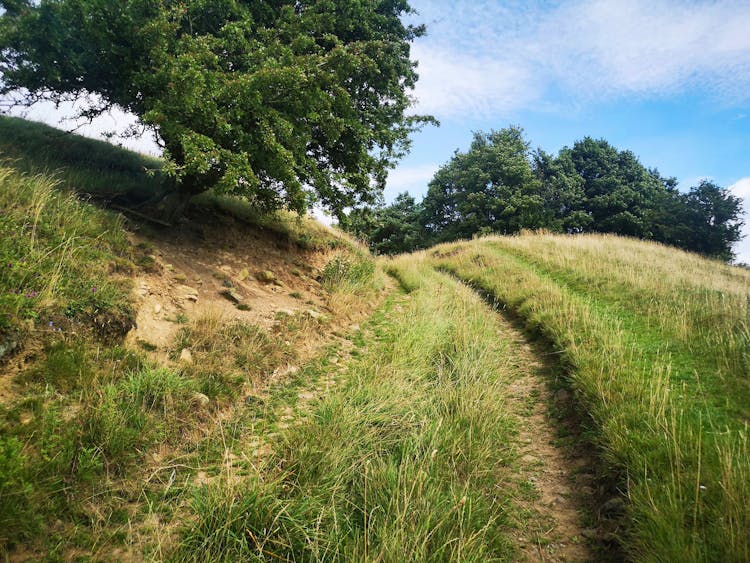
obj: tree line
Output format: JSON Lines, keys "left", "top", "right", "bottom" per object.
{"left": 344, "top": 127, "right": 743, "bottom": 261}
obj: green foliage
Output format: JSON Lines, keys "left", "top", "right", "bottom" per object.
{"left": 0, "top": 163, "right": 135, "bottom": 341}
{"left": 353, "top": 128, "right": 742, "bottom": 260}
{"left": 321, "top": 252, "right": 375, "bottom": 289}
{"left": 422, "top": 127, "right": 544, "bottom": 241}
{"left": 1, "top": 1, "right": 432, "bottom": 218}
{"left": 345, "top": 192, "right": 428, "bottom": 255}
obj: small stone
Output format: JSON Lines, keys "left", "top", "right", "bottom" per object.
{"left": 173, "top": 273, "right": 188, "bottom": 282}
{"left": 154, "top": 303, "right": 162, "bottom": 314}
{"left": 521, "top": 454, "right": 540, "bottom": 465}
{"left": 237, "top": 268, "right": 250, "bottom": 281}
{"left": 220, "top": 288, "right": 243, "bottom": 304}
{"left": 164, "top": 263, "right": 174, "bottom": 272}
{"left": 179, "top": 348, "right": 194, "bottom": 364}
{"left": 191, "top": 392, "right": 209, "bottom": 407}
{"left": 306, "top": 309, "right": 323, "bottom": 319}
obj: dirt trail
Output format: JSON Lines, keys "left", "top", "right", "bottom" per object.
{"left": 479, "top": 304, "right": 599, "bottom": 561}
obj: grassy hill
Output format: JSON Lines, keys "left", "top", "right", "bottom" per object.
{"left": 1, "top": 116, "right": 749, "bottom": 561}
{"left": 428, "top": 234, "right": 750, "bottom": 560}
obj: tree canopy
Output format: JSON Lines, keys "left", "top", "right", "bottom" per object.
{"left": 0, "top": 0, "right": 431, "bottom": 219}
{"left": 345, "top": 127, "right": 744, "bottom": 261}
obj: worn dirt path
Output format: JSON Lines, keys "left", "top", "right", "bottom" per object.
{"left": 473, "top": 291, "right": 598, "bottom": 561}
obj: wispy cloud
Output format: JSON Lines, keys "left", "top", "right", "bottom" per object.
{"left": 384, "top": 163, "right": 440, "bottom": 199}
{"left": 409, "top": 0, "right": 750, "bottom": 119}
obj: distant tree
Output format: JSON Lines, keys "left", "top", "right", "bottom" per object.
{"left": 0, "top": 0, "right": 432, "bottom": 220}
{"left": 680, "top": 181, "right": 744, "bottom": 261}
{"left": 531, "top": 149, "right": 591, "bottom": 232}
{"left": 345, "top": 192, "right": 427, "bottom": 255}
{"left": 563, "top": 137, "right": 665, "bottom": 238}
{"left": 421, "top": 127, "right": 544, "bottom": 241}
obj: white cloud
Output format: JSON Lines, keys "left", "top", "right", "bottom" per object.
{"left": 729, "top": 177, "right": 750, "bottom": 200}
{"left": 409, "top": 0, "right": 750, "bottom": 119}
{"left": 729, "top": 177, "right": 750, "bottom": 263}
{"left": 411, "top": 44, "right": 541, "bottom": 118}
{"left": 384, "top": 162, "right": 439, "bottom": 201}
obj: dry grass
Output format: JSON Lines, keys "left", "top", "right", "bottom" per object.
{"left": 430, "top": 232, "right": 750, "bottom": 561}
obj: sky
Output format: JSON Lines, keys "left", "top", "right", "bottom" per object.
{"left": 8, "top": 0, "right": 750, "bottom": 260}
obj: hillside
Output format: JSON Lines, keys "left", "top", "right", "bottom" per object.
{"left": 1, "top": 117, "right": 749, "bottom": 561}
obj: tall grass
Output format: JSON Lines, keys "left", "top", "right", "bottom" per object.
{"left": 0, "top": 164, "right": 135, "bottom": 342}
{"left": 431, "top": 234, "right": 750, "bottom": 561}
{"left": 177, "top": 258, "right": 526, "bottom": 561}
{"left": 0, "top": 115, "right": 163, "bottom": 200}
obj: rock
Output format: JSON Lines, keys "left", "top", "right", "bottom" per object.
{"left": 179, "top": 348, "right": 194, "bottom": 365}
{"left": 272, "top": 365, "right": 299, "bottom": 378}
{"left": 237, "top": 268, "right": 250, "bottom": 281}
{"left": 164, "top": 263, "right": 174, "bottom": 272}
{"left": 257, "top": 270, "right": 277, "bottom": 284}
{"left": 306, "top": 309, "right": 323, "bottom": 319}
{"left": 521, "top": 454, "right": 540, "bottom": 465}
{"left": 191, "top": 392, "right": 209, "bottom": 407}
{"left": 222, "top": 279, "right": 233, "bottom": 288}
{"left": 154, "top": 303, "right": 162, "bottom": 314}
{"left": 220, "top": 288, "right": 244, "bottom": 304}
{"left": 173, "top": 273, "right": 188, "bottom": 282}
{"left": 0, "top": 339, "right": 18, "bottom": 360}
{"left": 176, "top": 284, "right": 199, "bottom": 302}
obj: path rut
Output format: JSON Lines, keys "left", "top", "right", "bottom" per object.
{"left": 449, "top": 274, "right": 599, "bottom": 562}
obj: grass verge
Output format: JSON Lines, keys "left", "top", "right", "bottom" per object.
{"left": 430, "top": 234, "right": 750, "bottom": 561}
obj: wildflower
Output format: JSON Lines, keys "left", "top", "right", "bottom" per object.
{"left": 92, "top": 286, "right": 97, "bottom": 293}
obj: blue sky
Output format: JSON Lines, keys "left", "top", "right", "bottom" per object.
{"left": 385, "top": 0, "right": 750, "bottom": 259}
{"left": 11, "top": 0, "right": 750, "bottom": 259}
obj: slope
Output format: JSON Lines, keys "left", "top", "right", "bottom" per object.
{"left": 430, "top": 233, "right": 750, "bottom": 561}
{"left": 0, "top": 118, "right": 386, "bottom": 559}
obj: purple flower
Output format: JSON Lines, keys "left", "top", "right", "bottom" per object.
{"left": 91, "top": 286, "right": 97, "bottom": 293}
{"left": 49, "top": 321, "right": 54, "bottom": 327}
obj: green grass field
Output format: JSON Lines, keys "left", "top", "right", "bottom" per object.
{"left": 430, "top": 234, "right": 750, "bottom": 561}
{"left": 2, "top": 117, "right": 749, "bottom": 561}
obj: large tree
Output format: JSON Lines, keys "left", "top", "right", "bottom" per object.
{"left": 0, "top": 0, "right": 431, "bottom": 219}
{"left": 421, "top": 127, "right": 544, "bottom": 241}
